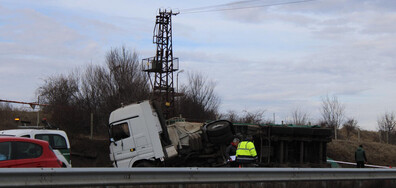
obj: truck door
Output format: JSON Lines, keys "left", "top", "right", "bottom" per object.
{"left": 110, "top": 121, "right": 137, "bottom": 163}
{"left": 128, "top": 116, "right": 151, "bottom": 155}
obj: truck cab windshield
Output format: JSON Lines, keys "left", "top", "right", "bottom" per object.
{"left": 111, "top": 123, "right": 130, "bottom": 141}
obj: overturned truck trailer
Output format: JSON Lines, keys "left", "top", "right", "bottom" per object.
{"left": 234, "top": 123, "right": 332, "bottom": 167}
{"left": 108, "top": 100, "right": 332, "bottom": 167}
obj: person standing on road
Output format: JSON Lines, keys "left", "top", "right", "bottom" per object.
{"left": 355, "top": 144, "right": 367, "bottom": 168}
{"left": 236, "top": 135, "right": 257, "bottom": 167}
{"left": 225, "top": 138, "right": 240, "bottom": 167}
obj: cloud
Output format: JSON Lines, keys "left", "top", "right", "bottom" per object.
{"left": 1, "top": 0, "right": 395, "bottom": 130}
{"left": 0, "top": 5, "right": 100, "bottom": 101}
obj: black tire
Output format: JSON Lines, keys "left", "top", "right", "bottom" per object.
{"left": 134, "top": 161, "right": 155, "bottom": 167}
{"left": 209, "top": 132, "right": 234, "bottom": 145}
{"left": 206, "top": 120, "right": 232, "bottom": 137}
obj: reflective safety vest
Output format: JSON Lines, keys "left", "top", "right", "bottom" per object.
{"left": 236, "top": 141, "right": 257, "bottom": 158}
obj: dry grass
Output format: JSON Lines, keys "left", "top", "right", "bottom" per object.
{"left": 1, "top": 110, "right": 52, "bottom": 129}
{"left": 327, "top": 127, "right": 396, "bottom": 167}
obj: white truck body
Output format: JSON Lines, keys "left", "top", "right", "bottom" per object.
{"left": 108, "top": 100, "right": 234, "bottom": 167}
{"left": 109, "top": 101, "right": 176, "bottom": 167}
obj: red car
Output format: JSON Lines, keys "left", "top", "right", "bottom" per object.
{"left": 0, "top": 137, "right": 62, "bottom": 168}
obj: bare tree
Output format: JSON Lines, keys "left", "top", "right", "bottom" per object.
{"left": 343, "top": 118, "right": 358, "bottom": 140}
{"left": 241, "top": 110, "right": 266, "bottom": 124}
{"left": 38, "top": 47, "right": 150, "bottom": 136}
{"left": 222, "top": 109, "right": 270, "bottom": 124}
{"left": 320, "top": 94, "right": 345, "bottom": 140}
{"left": 78, "top": 65, "right": 109, "bottom": 112}
{"left": 177, "top": 72, "right": 220, "bottom": 121}
{"left": 288, "top": 107, "right": 310, "bottom": 125}
{"left": 38, "top": 73, "right": 81, "bottom": 131}
{"left": 0, "top": 103, "right": 14, "bottom": 129}
{"left": 223, "top": 110, "right": 239, "bottom": 123}
{"left": 377, "top": 112, "right": 396, "bottom": 144}
{"left": 105, "top": 47, "right": 149, "bottom": 105}
{"left": 78, "top": 47, "right": 150, "bottom": 129}
{"left": 39, "top": 74, "right": 79, "bottom": 106}
{"left": 186, "top": 72, "right": 220, "bottom": 113}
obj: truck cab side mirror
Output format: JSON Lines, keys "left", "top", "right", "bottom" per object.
{"left": 110, "top": 138, "right": 117, "bottom": 146}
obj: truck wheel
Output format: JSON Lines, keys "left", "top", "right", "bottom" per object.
{"left": 134, "top": 161, "right": 155, "bottom": 167}
{"left": 206, "top": 120, "right": 232, "bottom": 137}
{"left": 209, "top": 132, "right": 234, "bottom": 145}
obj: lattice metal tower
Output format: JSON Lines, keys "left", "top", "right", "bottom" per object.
{"left": 142, "top": 9, "right": 179, "bottom": 119}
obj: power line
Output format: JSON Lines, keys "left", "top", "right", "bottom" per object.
{"left": 0, "top": 99, "right": 48, "bottom": 107}
{"left": 180, "top": 0, "right": 317, "bottom": 14}
{"left": 180, "top": 0, "right": 316, "bottom": 13}
{"left": 180, "top": 0, "right": 264, "bottom": 12}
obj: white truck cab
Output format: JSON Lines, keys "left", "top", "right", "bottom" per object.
{"left": 108, "top": 100, "right": 177, "bottom": 167}
{"left": 108, "top": 100, "right": 235, "bottom": 167}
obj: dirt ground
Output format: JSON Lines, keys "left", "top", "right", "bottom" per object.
{"left": 69, "top": 136, "right": 112, "bottom": 167}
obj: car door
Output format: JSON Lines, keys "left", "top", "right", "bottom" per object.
{"left": 34, "top": 133, "right": 70, "bottom": 166}
{"left": 0, "top": 141, "right": 14, "bottom": 167}
{"left": 11, "top": 141, "right": 43, "bottom": 167}
{"left": 110, "top": 121, "right": 137, "bottom": 163}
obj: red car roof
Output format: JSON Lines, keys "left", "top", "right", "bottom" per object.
{"left": 0, "top": 136, "right": 50, "bottom": 146}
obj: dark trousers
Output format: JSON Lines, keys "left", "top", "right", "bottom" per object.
{"left": 357, "top": 161, "right": 365, "bottom": 168}
{"left": 238, "top": 163, "right": 255, "bottom": 167}
{"left": 229, "top": 161, "right": 238, "bottom": 167}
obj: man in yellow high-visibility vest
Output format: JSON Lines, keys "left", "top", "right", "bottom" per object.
{"left": 236, "top": 135, "right": 257, "bottom": 167}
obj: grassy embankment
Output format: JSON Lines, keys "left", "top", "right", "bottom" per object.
{"left": 327, "top": 127, "right": 396, "bottom": 167}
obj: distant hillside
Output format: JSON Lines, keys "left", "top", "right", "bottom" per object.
{"left": 327, "top": 127, "right": 396, "bottom": 167}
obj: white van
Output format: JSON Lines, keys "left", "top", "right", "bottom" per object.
{"left": 0, "top": 129, "right": 72, "bottom": 167}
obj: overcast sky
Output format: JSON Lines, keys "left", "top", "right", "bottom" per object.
{"left": 1, "top": 0, "right": 395, "bottom": 130}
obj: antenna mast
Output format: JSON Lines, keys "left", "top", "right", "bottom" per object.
{"left": 142, "top": 9, "right": 179, "bottom": 119}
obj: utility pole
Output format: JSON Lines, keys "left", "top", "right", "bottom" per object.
{"left": 273, "top": 113, "right": 276, "bottom": 124}
{"left": 36, "top": 96, "right": 40, "bottom": 127}
{"left": 334, "top": 126, "right": 337, "bottom": 140}
{"left": 176, "top": 69, "right": 184, "bottom": 93}
{"left": 142, "top": 9, "right": 179, "bottom": 119}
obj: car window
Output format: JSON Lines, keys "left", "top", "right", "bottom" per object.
{"left": 35, "top": 134, "right": 67, "bottom": 149}
{"left": 112, "top": 123, "right": 130, "bottom": 141}
{"left": 52, "top": 135, "right": 67, "bottom": 149}
{"left": 0, "top": 142, "right": 11, "bottom": 161}
{"left": 35, "top": 134, "right": 50, "bottom": 142}
{"left": 12, "top": 141, "right": 43, "bottom": 159}
{"left": 21, "top": 135, "right": 30, "bottom": 138}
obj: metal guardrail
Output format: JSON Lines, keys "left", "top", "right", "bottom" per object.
{"left": 1, "top": 168, "right": 396, "bottom": 187}
{"left": 327, "top": 159, "right": 391, "bottom": 168}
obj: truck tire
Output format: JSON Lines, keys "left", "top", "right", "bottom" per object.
{"left": 134, "top": 161, "right": 155, "bottom": 167}
{"left": 206, "top": 120, "right": 233, "bottom": 137}
{"left": 209, "top": 132, "right": 234, "bottom": 145}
